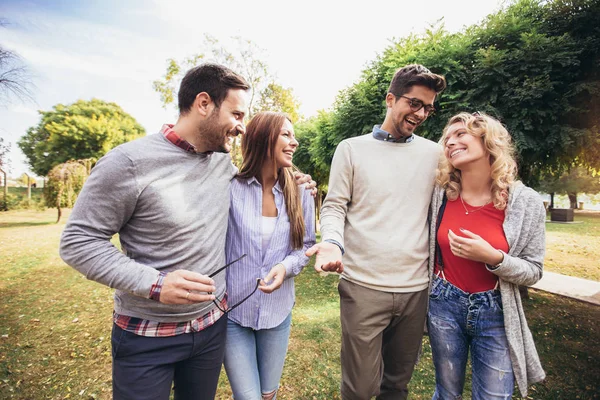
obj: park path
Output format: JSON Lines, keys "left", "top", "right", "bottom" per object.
{"left": 531, "top": 271, "right": 600, "bottom": 306}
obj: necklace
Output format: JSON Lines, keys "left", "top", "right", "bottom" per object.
{"left": 459, "top": 194, "right": 491, "bottom": 215}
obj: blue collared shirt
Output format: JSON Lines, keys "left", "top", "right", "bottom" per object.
{"left": 225, "top": 176, "right": 316, "bottom": 330}
{"left": 372, "top": 125, "right": 414, "bottom": 143}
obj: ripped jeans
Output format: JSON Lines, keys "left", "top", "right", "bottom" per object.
{"left": 427, "top": 275, "right": 514, "bottom": 400}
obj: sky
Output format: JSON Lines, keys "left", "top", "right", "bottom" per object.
{"left": 0, "top": 0, "right": 506, "bottom": 178}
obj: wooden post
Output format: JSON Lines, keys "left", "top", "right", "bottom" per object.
{"left": 25, "top": 173, "right": 32, "bottom": 200}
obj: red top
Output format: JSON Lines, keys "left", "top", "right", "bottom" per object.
{"left": 435, "top": 198, "right": 509, "bottom": 293}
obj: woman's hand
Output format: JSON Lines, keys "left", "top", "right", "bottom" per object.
{"left": 259, "top": 263, "right": 287, "bottom": 293}
{"left": 448, "top": 229, "right": 504, "bottom": 266}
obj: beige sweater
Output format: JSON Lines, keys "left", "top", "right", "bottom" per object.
{"left": 320, "top": 133, "right": 441, "bottom": 292}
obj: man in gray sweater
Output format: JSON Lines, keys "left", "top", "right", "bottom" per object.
{"left": 306, "top": 65, "right": 446, "bottom": 400}
{"left": 60, "top": 64, "right": 250, "bottom": 399}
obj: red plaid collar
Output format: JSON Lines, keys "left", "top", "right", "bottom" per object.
{"left": 160, "top": 124, "right": 196, "bottom": 153}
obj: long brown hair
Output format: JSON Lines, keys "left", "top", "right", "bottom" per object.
{"left": 238, "top": 112, "right": 305, "bottom": 249}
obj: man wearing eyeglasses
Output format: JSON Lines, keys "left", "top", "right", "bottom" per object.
{"left": 307, "top": 64, "right": 447, "bottom": 400}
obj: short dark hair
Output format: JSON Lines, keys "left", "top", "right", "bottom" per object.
{"left": 178, "top": 63, "right": 250, "bottom": 115}
{"left": 387, "top": 64, "right": 446, "bottom": 97}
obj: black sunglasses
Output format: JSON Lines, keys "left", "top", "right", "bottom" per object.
{"left": 208, "top": 254, "right": 260, "bottom": 314}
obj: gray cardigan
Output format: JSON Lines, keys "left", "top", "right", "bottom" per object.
{"left": 428, "top": 182, "right": 546, "bottom": 398}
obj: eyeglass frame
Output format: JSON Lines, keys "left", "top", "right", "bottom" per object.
{"left": 208, "top": 253, "right": 260, "bottom": 314}
{"left": 395, "top": 95, "right": 436, "bottom": 116}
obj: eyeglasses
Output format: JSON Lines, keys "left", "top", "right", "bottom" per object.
{"left": 208, "top": 254, "right": 260, "bottom": 314}
{"left": 397, "top": 95, "right": 436, "bottom": 115}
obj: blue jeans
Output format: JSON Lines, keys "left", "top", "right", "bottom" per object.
{"left": 223, "top": 313, "right": 292, "bottom": 400}
{"left": 427, "top": 275, "right": 514, "bottom": 400}
{"left": 111, "top": 316, "right": 226, "bottom": 400}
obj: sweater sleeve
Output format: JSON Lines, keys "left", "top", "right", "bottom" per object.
{"left": 319, "top": 141, "right": 353, "bottom": 247}
{"left": 281, "top": 186, "right": 317, "bottom": 278}
{"left": 59, "top": 149, "right": 160, "bottom": 298}
{"left": 487, "top": 190, "right": 546, "bottom": 286}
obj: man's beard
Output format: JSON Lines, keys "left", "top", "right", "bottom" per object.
{"left": 196, "top": 111, "right": 230, "bottom": 153}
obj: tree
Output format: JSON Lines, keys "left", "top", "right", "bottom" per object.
{"left": 0, "top": 137, "right": 8, "bottom": 211}
{"left": 18, "top": 99, "right": 145, "bottom": 176}
{"left": 0, "top": 137, "right": 9, "bottom": 170}
{"left": 303, "top": 0, "right": 600, "bottom": 187}
{"left": 16, "top": 173, "right": 30, "bottom": 187}
{"left": 0, "top": 19, "right": 34, "bottom": 104}
{"left": 152, "top": 35, "right": 300, "bottom": 119}
{"left": 255, "top": 83, "right": 301, "bottom": 123}
{"left": 538, "top": 167, "right": 600, "bottom": 208}
{"left": 45, "top": 160, "right": 89, "bottom": 222}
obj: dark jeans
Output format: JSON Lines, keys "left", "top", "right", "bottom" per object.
{"left": 111, "top": 316, "right": 227, "bottom": 400}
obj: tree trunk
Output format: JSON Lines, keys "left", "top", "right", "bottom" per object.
{"left": 568, "top": 192, "right": 578, "bottom": 209}
{"left": 549, "top": 192, "right": 555, "bottom": 209}
{"left": 56, "top": 187, "right": 62, "bottom": 223}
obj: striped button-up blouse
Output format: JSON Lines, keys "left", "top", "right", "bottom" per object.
{"left": 225, "top": 176, "right": 316, "bottom": 330}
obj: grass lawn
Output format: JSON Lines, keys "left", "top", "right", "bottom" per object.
{"left": 544, "top": 211, "right": 600, "bottom": 281}
{"left": 1, "top": 209, "right": 598, "bottom": 399}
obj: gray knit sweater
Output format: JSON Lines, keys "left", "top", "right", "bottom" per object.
{"left": 428, "top": 181, "right": 546, "bottom": 398}
{"left": 60, "top": 133, "right": 237, "bottom": 322}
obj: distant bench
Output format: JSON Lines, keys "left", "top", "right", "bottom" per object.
{"left": 550, "top": 208, "right": 574, "bottom": 222}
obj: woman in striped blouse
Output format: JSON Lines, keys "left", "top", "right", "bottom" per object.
{"left": 223, "top": 111, "right": 316, "bottom": 400}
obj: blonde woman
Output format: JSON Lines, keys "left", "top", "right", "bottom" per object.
{"left": 427, "top": 112, "right": 546, "bottom": 399}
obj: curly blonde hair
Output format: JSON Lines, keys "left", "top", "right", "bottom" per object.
{"left": 436, "top": 112, "right": 517, "bottom": 210}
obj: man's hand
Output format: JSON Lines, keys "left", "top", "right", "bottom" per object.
{"left": 294, "top": 171, "right": 318, "bottom": 197}
{"left": 259, "top": 263, "right": 286, "bottom": 293}
{"left": 306, "top": 242, "right": 344, "bottom": 273}
{"left": 159, "top": 270, "right": 216, "bottom": 304}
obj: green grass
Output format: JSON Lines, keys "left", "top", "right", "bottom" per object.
{"left": 545, "top": 212, "right": 600, "bottom": 280}
{"left": 0, "top": 209, "right": 598, "bottom": 399}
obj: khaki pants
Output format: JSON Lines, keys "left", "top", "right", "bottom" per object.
{"left": 338, "top": 278, "right": 428, "bottom": 400}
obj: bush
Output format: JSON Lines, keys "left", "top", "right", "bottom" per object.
{"left": 0, "top": 187, "right": 45, "bottom": 211}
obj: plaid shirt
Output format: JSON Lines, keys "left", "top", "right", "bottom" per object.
{"left": 113, "top": 295, "right": 227, "bottom": 337}
{"left": 112, "top": 124, "right": 226, "bottom": 337}
{"left": 160, "top": 123, "right": 196, "bottom": 153}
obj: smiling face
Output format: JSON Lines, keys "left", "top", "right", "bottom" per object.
{"left": 272, "top": 119, "right": 298, "bottom": 169}
{"left": 381, "top": 85, "right": 436, "bottom": 139}
{"left": 198, "top": 88, "right": 248, "bottom": 153}
{"left": 443, "top": 121, "right": 489, "bottom": 170}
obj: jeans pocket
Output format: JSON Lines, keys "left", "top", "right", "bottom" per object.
{"left": 494, "top": 297, "right": 504, "bottom": 312}
{"left": 429, "top": 278, "right": 444, "bottom": 300}
{"left": 111, "top": 324, "right": 129, "bottom": 359}
{"left": 338, "top": 279, "right": 349, "bottom": 299}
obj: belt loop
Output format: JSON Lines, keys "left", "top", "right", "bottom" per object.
{"left": 444, "top": 282, "right": 451, "bottom": 298}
